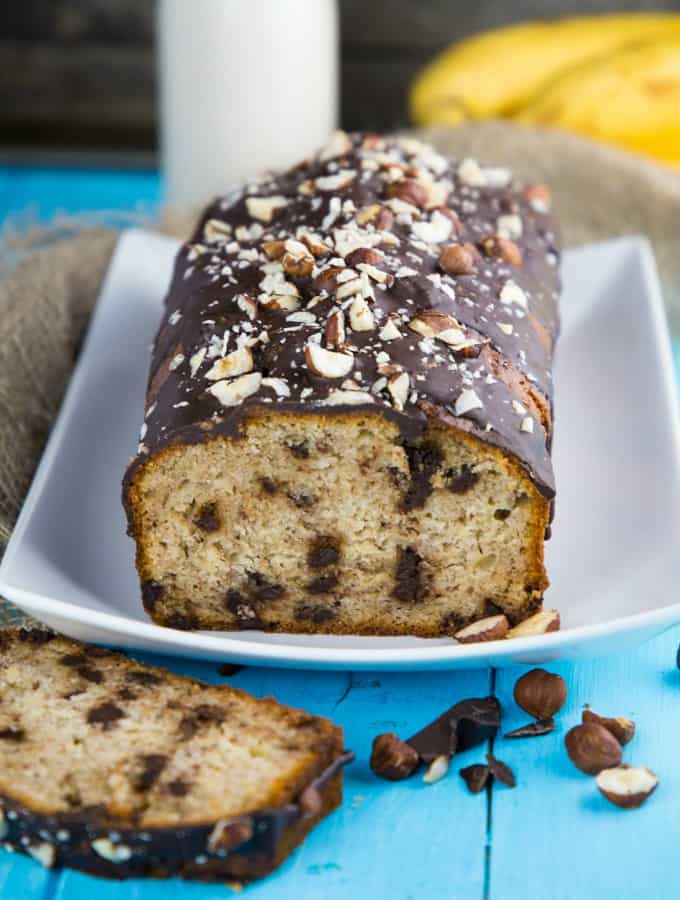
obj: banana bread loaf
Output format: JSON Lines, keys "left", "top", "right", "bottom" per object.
{"left": 0, "top": 628, "right": 350, "bottom": 881}
{"left": 124, "top": 131, "right": 560, "bottom": 637}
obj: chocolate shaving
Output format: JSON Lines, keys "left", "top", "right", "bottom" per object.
{"left": 406, "top": 696, "right": 500, "bottom": 763}
{"left": 504, "top": 718, "right": 555, "bottom": 739}
{"left": 486, "top": 753, "right": 516, "bottom": 787}
{"left": 459, "top": 764, "right": 490, "bottom": 794}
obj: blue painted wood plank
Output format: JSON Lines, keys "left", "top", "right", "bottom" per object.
{"left": 0, "top": 851, "right": 56, "bottom": 900}
{"left": 0, "top": 166, "right": 161, "bottom": 225}
{"left": 52, "top": 660, "right": 492, "bottom": 900}
{"left": 488, "top": 625, "right": 680, "bottom": 900}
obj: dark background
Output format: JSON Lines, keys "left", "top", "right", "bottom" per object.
{"left": 0, "top": 0, "right": 678, "bottom": 161}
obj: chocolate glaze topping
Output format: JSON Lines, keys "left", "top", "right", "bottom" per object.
{"left": 0, "top": 751, "right": 354, "bottom": 878}
{"left": 130, "top": 132, "right": 560, "bottom": 498}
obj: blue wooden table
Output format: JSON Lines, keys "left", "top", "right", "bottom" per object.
{"left": 2, "top": 166, "right": 680, "bottom": 900}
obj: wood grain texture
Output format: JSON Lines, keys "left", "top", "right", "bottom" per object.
{"left": 490, "top": 627, "right": 680, "bottom": 900}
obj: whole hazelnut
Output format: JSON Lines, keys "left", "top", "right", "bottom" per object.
{"left": 564, "top": 722, "right": 623, "bottom": 775}
{"left": 386, "top": 179, "right": 428, "bottom": 209}
{"left": 370, "top": 732, "right": 419, "bottom": 781}
{"left": 439, "top": 244, "right": 475, "bottom": 276}
{"left": 513, "top": 668, "right": 567, "bottom": 720}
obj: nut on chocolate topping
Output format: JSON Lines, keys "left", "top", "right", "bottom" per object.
{"left": 480, "top": 235, "right": 523, "bottom": 266}
{"left": 325, "top": 309, "right": 346, "bottom": 348}
{"left": 346, "top": 247, "right": 383, "bottom": 267}
{"left": 386, "top": 179, "right": 428, "bottom": 209}
{"left": 513, "top": 668, "right": 567, "bottom": 720}
{"left": 439, "top": 243, "right": 475, "bottom": 275}
{"left": 370, "top": 732, "right": 419, "bottom": 781}
{"left": 582, "top": 710, "right": 635, "bottom": 746}
{"left": 298, "top": 785, "right": 324, "bottom": 818}
{"left": 208, "top": 816, "right": 255, "bottom": 853}
{"left": 564, "top": 722, "right": 623, "bottom": 775}
{"left": 282, "top": 250, "right": 314, "bottom": 278}
{"left": 455, "top": 614, "right": 509, "bottom": 644}
{"left": 304, "top": 342, "right": 354, "bottom": 379}
{"left": 595, "top": 765, "right": 658, "bottom": 809}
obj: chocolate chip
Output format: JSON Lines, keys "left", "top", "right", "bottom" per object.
{"left": 141, "top": 580, "right": 165, "bottom": 613}
{"left": 59, "top": 654, "right": 88, "bottom": 668}
{"left": 217, "top": 663, "right": 243, "bottom": 677}
{"left": 260, "top": 477, "right": 278, "bottom": 495}
{"left": 247, "top": 571, "right": 285, "bottom": 601}
{"left": 307, "top": 574, "right": 338, "bottom": 595}
{"left": 504, "top": 718, "right": 555, "bottom": 739}
{"left": 441, "top": 611, "right": 466, "bottom": 633}
{"left": 0, "top": 728, "right": 25, "bottom": 742}
{"left": 288, "top": 441, "right": 309, "bottom": 459}
{"left": 194, "top": 704, "right": 226, "bottom": 724}
{"left": 486, "top": 753, "right": 516, "bottom": 787}
{"left": 88, "top": 647, "right": 114, "bottom": 658}
{"left": 76, "top": 665, "right": 104, "bottom": 684}
{"left": 225, "top": 589, "right": 264, "bottom": 630}
{"left": 166, "top": 613, "right": 199, "bottom": 631}
{"left": 483, "top": 599, "right": 504, "bottom": 617}
{"left": 445, "top": 464, "right": 479, "bottom": 494}
{"left": 17, "top": 628, "right": 54, "bottom": 645}
{"left": 295, "top": 603, "right": 336, "bottom": 624}
{"left": 494, "top": 509, "right": 511, "bottom": 521}
{"left": 131, "top": 754, "right": 168, "bottom": 791}
{"left": 126, "top": 670, "right": 162, "bottom": 687}
{"left": 460, "top": 764, "right": 490, "bottom": 794}
{"left": 194, "top": 502, "right": 220, "bottom": 531}
{"left": 393, "top": 547, "right": 426, "bottom": 603}
{"left": 401, "top": 442, "right": 443, "bottom": 511}
{"left": 179, "top": 704, "right": 225, "bottom": 740}
{"left": 86, "top": 702, "right": 125, "bottom": 729}
{"left": 167, "top": 779, "right": 191, "bottom": 797}
{"left": 117, "top": 687, "right": 138, "bottom": 701}
{"left": 308, "top": 536, "right": 340, "bottom": 569}
{"left": 178, "top": 716, "right": 199, "bottom": 740}
{"left": 287, "top": 491, "right": 315, "bottom": 508}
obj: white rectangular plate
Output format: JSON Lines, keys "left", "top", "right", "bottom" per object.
{"left": 2, "top": 230, "right": 680, "bottom": 669}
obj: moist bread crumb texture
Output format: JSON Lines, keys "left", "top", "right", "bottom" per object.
{"left": 124, "top": 131, "right": 560, "bottom": 636}
{"left": 0, "top": 629, "right": 346, "bottom": 881}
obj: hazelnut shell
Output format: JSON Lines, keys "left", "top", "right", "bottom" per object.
{"left": 582, "top": 710, "right": 635, "bottom": 746}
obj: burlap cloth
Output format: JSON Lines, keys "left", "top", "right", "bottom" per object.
{"left": 2, "top": 122, "right": 680, "bottom": 627}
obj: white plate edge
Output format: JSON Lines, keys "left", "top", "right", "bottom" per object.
{"left": 1, "top": 231, "right": 679, "bottom": 668}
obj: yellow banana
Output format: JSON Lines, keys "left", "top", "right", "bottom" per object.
{"left": 410, "top": 14, "right": 680, "bottom": 127}
{"left": 516, "top": 37, "right": 680, "bottom": 166}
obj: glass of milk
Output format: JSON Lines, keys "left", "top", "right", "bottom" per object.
{"left": 158, "top": 0, "right": 339, "bottom": 211}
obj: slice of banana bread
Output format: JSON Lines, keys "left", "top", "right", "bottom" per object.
{"left": 0, "top": 629, "right": 350, "bottom": 881}
{"left": 124, "top": 131, "right": 560, "bottom": 637}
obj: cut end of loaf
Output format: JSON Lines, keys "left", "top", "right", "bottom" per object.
{"left": 125, "top": 409, "right": 549, "bottom": 636}
{"left": 0, "top": 629, "right": 346, "bottom": 881}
